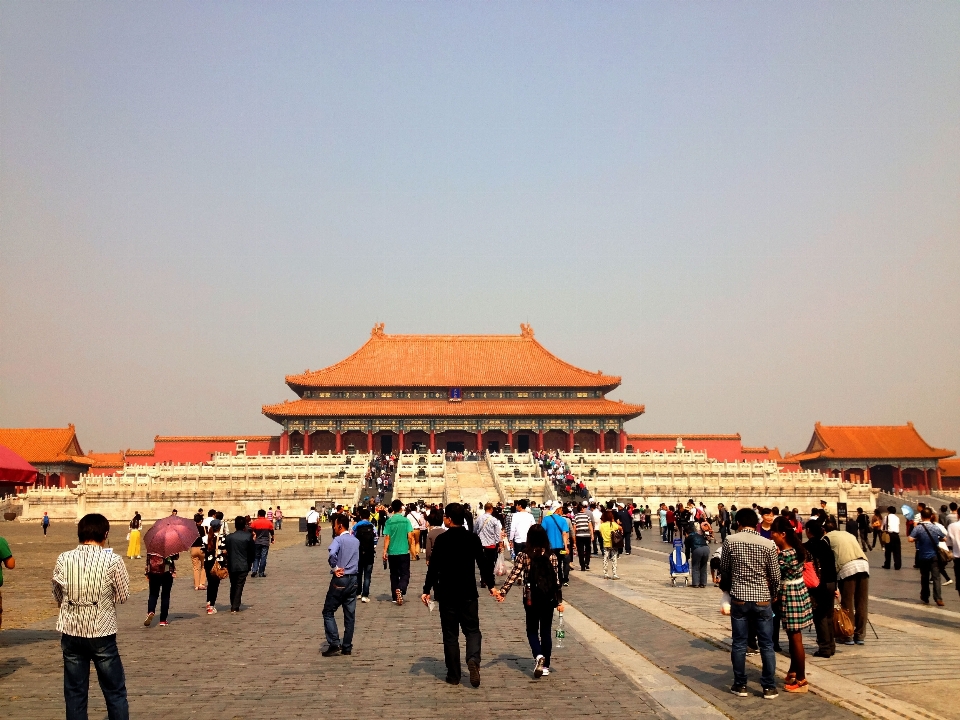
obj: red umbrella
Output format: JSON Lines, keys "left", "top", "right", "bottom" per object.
{"left": 0, "top": 444, "right": 38, "bottom": 485}
{"left": 143, "top": 515, "right": 201, "bottom": 557}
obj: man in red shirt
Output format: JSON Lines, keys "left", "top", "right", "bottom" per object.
{"left": 249, "top": 510, "right": 275, "bottom": 578}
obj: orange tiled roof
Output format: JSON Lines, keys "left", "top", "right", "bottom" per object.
{"left": 940, "top": 459, "right": 960, "bottom": 477}
{"left": 263, "top": 397, "right": 644, "bottom": 420}
{"left": 795, "top": 423, "right": 955, "bottom": 461}
{"left": 628, "top": 433, "right": 741, "bottom": 441}
{"left": 124, "top": 449, "right": 155, "bottom": 457}
{"left": 0, "top": 426, "right": 93, "bottom": 466}
{"left": 741, "top": 446, "right": 771, "bottom": 454}
{"left": 87, "top": 452, "right": 124, "bottom": 469}
{"left": 154, "top": 435, "right": 275, "bottom": 443}
{"left": 286, "top": 324, "right": 622, "bottom": 391}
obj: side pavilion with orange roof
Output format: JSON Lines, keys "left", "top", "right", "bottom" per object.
{"left": 0, "top": 425, "right": 93, "bottom": 488}
{"left": 262, "top": 324, "right": 644, "bottom": 456}
{"left": 789, "top": 422, "right": 955, "bottom": 494}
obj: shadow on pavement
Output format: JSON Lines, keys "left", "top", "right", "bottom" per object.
{"left": 0, "top": 656, "right": 29, "bottom": 680}
{"left": 408, "top": 655, "right": 445, "bottom": 680}
{"left": 0, "top": 628, "right": 59, "bottom": 647}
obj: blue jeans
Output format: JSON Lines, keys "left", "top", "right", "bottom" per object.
{"left": 322, "top": 575, "right": 357, "bottom": 651}
{"left": 358, "top": 564, "right": 373, "bottom": 598}
{"left": 251, "top": 544, "right": 269, "bottom": 575}
{"left": 730, "top": 600, "right": 776, "bottom": 689}
{"left": 61, "top": 633, "right": 129, "bottom": 720}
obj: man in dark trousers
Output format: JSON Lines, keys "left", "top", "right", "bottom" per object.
{"left": 421, "top": 502, "right": 496, "bottom": 688}
{"left": 225, "top": 516, "right": 256, "bottom": 613}
{"left": 616, "top": 503, "right": 634, "bottom": 554}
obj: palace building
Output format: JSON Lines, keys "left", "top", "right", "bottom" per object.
{"left": 789, "top": 422, "right": 955, "bottom": 494}
{"left": 261, "top": 323, "right": 644, "bottom": 456}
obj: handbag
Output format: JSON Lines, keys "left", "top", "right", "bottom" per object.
{"left": 921, "top": 524, "right": 952, "bottom": 565}
{"left": 803, "top": 559, "right": 820, "bottom": 589}
{"left": 834, "top": 603, "right": 854, "bottom": 637}
{"left": 880, "top": 531, "right": 890, "bottom": 545}
{"left": 211, "top": 561, "right": 229, "bottom": 580}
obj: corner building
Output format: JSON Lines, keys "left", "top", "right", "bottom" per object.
{"left": 262, "top": 324, "right": 644, "bottom": 456}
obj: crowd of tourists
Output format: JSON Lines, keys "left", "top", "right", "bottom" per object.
{"left": 4, "top": 486, "right": 957, "bottom": 717}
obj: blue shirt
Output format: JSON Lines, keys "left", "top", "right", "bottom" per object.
{"left": 910, "top": 522, "right": 945, "bottom": 561}
{"left": 328, "top": 532, "right": 360, "bottom": 575}
{"left": 542, "top": 513, "right": 569, "bottom": 550}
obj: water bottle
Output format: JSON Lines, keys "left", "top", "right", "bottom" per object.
{"left": 555, "top": 611, "right": 565, "bottom": 649}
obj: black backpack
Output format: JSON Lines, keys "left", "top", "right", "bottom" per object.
{"left": 354, "top": 523, "right": 376, "bottom": 562}
{"left": 525, "top": 554, "right": 560, "bottom": 607}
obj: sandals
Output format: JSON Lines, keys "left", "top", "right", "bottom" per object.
{"left": 784, "top": 678, "right": 809, "bottom": 693}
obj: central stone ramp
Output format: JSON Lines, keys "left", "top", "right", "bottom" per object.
{"left": 444, "top": 460, "right": 500, "bottom": 509}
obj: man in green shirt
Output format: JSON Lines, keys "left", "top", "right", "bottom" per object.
{"left": 382, "top": 499, "right": 416, "bottom": 605}
{"left": 0, "top": 535, "right": 15, "bottom": 630}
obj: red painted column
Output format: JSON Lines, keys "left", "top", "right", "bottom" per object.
{"left": 398, "top": 430, "right": 404, "bottom": 454}
{"left": 279, "top": 431, "right": 289, "bottom": 455}
{"left": 507, "top": 430, "right": 513, "bottom": 450}
{"left": 537, "top": 430, "right": 544, "bottom": 452}
{"left": 620, "top": 430, "right": 627, "bottom": 452}
{"left": 893, "top": 466, "right": 902, "bottom": 492}
{"left": 599, "top": 431, "right": 606, "bottom": 453}
{"left": 566, "top": 431, "right": 574, "bottom": 453}
{"left": 475, "top": 431, "right": 482, "bottom": 453}
{"left": 367, "top": 431, "right": 373, "bottom": 454}
{"left": 935, "top": 467, "right": 943, "bottom": 492}
{"left": 302, "top": 431, "right": 311, "bottom": 456}
{"left": 429, "top": 431, "right": 436, "bottom": 454}
{"left": 335, "top": 430, "right": 342, "bottom": 454}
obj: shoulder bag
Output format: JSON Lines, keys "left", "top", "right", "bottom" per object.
{"left": 921, "top": 523, "right": 952, "bottom": 565}
{"left": 834, "top": 602, "right": 854, "bottom": 638}
{"left": 880, "top": 516, "right": 891, "bottom": 546}
{"left": 802, "top": 556, "right": 820, "bottom": 589}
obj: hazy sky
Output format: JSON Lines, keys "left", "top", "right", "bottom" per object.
{"left": 2, "top": 2, "right": 958, "bottom": 455}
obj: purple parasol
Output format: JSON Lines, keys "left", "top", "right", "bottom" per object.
{"left": 143, "top": 515, "right": 201, "bottom": 557}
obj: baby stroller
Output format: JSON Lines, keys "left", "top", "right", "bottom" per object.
{"left": 669, "top": 538, "right": 689, "bottom": 586}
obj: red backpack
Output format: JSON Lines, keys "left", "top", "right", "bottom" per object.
{"left": 145, "top": 554, "right": 166, "bottom": 575}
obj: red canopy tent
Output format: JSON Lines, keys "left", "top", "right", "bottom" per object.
{"left": 0, "top": 444, "right": 38, "bottom": 485}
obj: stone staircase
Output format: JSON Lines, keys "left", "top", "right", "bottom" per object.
{"left": 444, "top": 461, "right": 500, "bottom": 510}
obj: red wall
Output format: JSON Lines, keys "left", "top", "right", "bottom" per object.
{"left": 122, "top": 438, "right": 282, "bottom": 465}
{"left": 628, "top": 436, "right": 745, "bottom": 461}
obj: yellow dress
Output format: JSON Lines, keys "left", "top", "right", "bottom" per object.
{"left": 127, "top": 529, "right": 142, "bottom": 558}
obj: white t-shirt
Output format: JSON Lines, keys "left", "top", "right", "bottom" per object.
{"left": 509, "top": 511, "right": 536, "bottom": 544}
{"left": 946, "top": 521, "right": 960, "bottom": 559}
{"left": 306, "top": 510, "right": 320, "bottom": 524}
{"left": 592, "top": 508, "right": 602, "bottom": 526}
{"left": 201, "top": 517, "right": 214, "bottom": 530}
{"left": 883, "top": 513, "right": 900, "bottom": 534}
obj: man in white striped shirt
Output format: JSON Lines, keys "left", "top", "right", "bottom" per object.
{"left": 52, "top": 513, "right": 130, "bottom": 720}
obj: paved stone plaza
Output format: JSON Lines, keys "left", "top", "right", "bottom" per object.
{"left": 1, "top": 524, "right": 957, "bottom": 719}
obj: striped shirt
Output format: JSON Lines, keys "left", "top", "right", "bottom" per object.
{"left": 52, "top": 544, "right": 130, "bottom": 637}
{"left": 573, "top": 512, "right": 593, "bottom": 537}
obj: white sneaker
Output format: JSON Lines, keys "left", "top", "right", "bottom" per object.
{"left": 612, "top": 574, "right": 621, "bottom": 580}
{"left": 541, "top": 667, "right": 551, "bottom": 676}
{"left": 361, "top": 596, "right": 370, "bottom": 603}
{"left": 944, "top": 579, "right": 954, "bottom": 586}
{"left": 207, "top": 605, "right": 217, "bottom": 614}
{"left": 533, "top": 655, "right": 544, "bottom": 679}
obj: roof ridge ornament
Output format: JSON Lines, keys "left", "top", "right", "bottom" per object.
{"left": 371, "top": 322, "right": 386, "bottom": 338}
{"left": 520, "top": 323, "right": 534, "bottom": 339}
